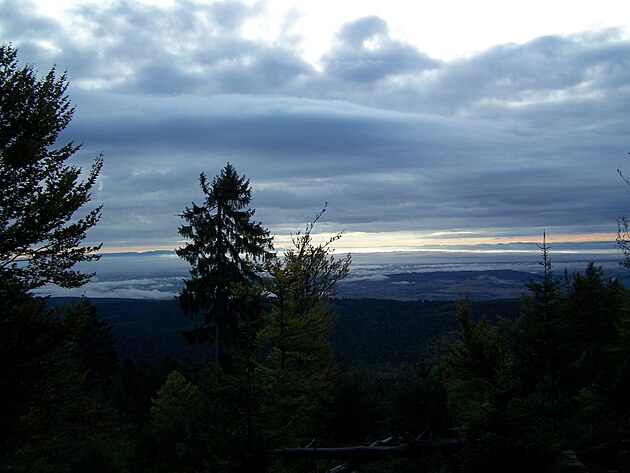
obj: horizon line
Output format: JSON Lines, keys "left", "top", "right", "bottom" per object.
{"left": 94, "top": 231, "right": 619, "bottom": 256}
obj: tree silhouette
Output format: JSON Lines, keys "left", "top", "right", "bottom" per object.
{"left": 259, "top": 205, "right": 351, "bottom": 444}
{"left": 177, "top": 163, "right": 273, "bottom": 369}
{"left": 0, "top": 44, "right": 102, "bottom": 296}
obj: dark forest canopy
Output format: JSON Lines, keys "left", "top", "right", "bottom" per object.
{"left": 37, "top": 259, "right": 630, "bottom": 472}
{"left": 58, "top": 296, "right": 519, "bottom": 364}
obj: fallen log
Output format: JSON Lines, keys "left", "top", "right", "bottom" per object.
{"left": 275, "top": 438, "right": 467, "bottom": 461}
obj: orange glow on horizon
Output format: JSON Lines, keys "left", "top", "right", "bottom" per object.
{"left": 95, "top": 231, "right": 617, "bottom": 255}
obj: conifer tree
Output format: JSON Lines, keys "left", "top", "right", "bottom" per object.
{"left": 513, "top": 232, "right": 567, "bottom": 381}
{"left": 0, "top": 44, "right": 102, "bottom": 296}
{"left": 177, "top": 163, "right": 273, "bottom": 369}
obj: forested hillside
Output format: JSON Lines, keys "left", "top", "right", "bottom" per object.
{"left": 38, "top": 262, "right": 630, "bottom": 473}
{"left": 52, "top": 295, "right": 520, "bottom": 365}
{"left": 331, "top": 297, "right": 520, "bottom": 365}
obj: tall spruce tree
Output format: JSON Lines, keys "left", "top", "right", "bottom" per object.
{"left": 0, "top": 44, "right": 102, "bottom": 297}
{"left": 177, "top": 163, "right": 273, "bottom": 369}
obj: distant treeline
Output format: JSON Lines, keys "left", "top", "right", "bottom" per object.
{"left": 49, "top": 296, "right": 521, "bottom": 366}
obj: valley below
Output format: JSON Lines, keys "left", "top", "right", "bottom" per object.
{"left": 337, "top": 269, "right": 535, "bottom": 301}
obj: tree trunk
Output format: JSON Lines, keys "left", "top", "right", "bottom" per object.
{"left": 275, "top": 438, "right": 467, "bottom": 461}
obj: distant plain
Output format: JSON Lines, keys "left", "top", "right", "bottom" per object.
{"left": 38, "top": 245, "right": 624, "bottom": 300}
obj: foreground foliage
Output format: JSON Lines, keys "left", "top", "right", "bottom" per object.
{"left": 442, "top": 253, "right": 630, "bottom": 472}
{"left": 5, "top": 263, "right": 630, "bottom": 472}
{"left": 1, "top": 44, "right": 113, "bottom": 472}
{"left": 0, "top": 44, "right": 102, "bottom": 295}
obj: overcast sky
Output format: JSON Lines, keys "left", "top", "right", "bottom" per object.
{"left": 2, "top": 0, "right": 630, "bottom": 254}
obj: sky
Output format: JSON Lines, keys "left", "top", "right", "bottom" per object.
{"left": 2, "top": 0, "right": 630, "bottom": 257}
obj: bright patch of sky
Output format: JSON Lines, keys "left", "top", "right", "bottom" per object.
{"left": 31, "top": 0, "right": 630, "bottom": 63}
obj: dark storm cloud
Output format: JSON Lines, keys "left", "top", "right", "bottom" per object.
{"left": 2, "top": 0, "right": 629, "bottom": 248}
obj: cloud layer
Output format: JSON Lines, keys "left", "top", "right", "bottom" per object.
{"left": 2, "top": 0, "right": 630, "bottom": 252}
